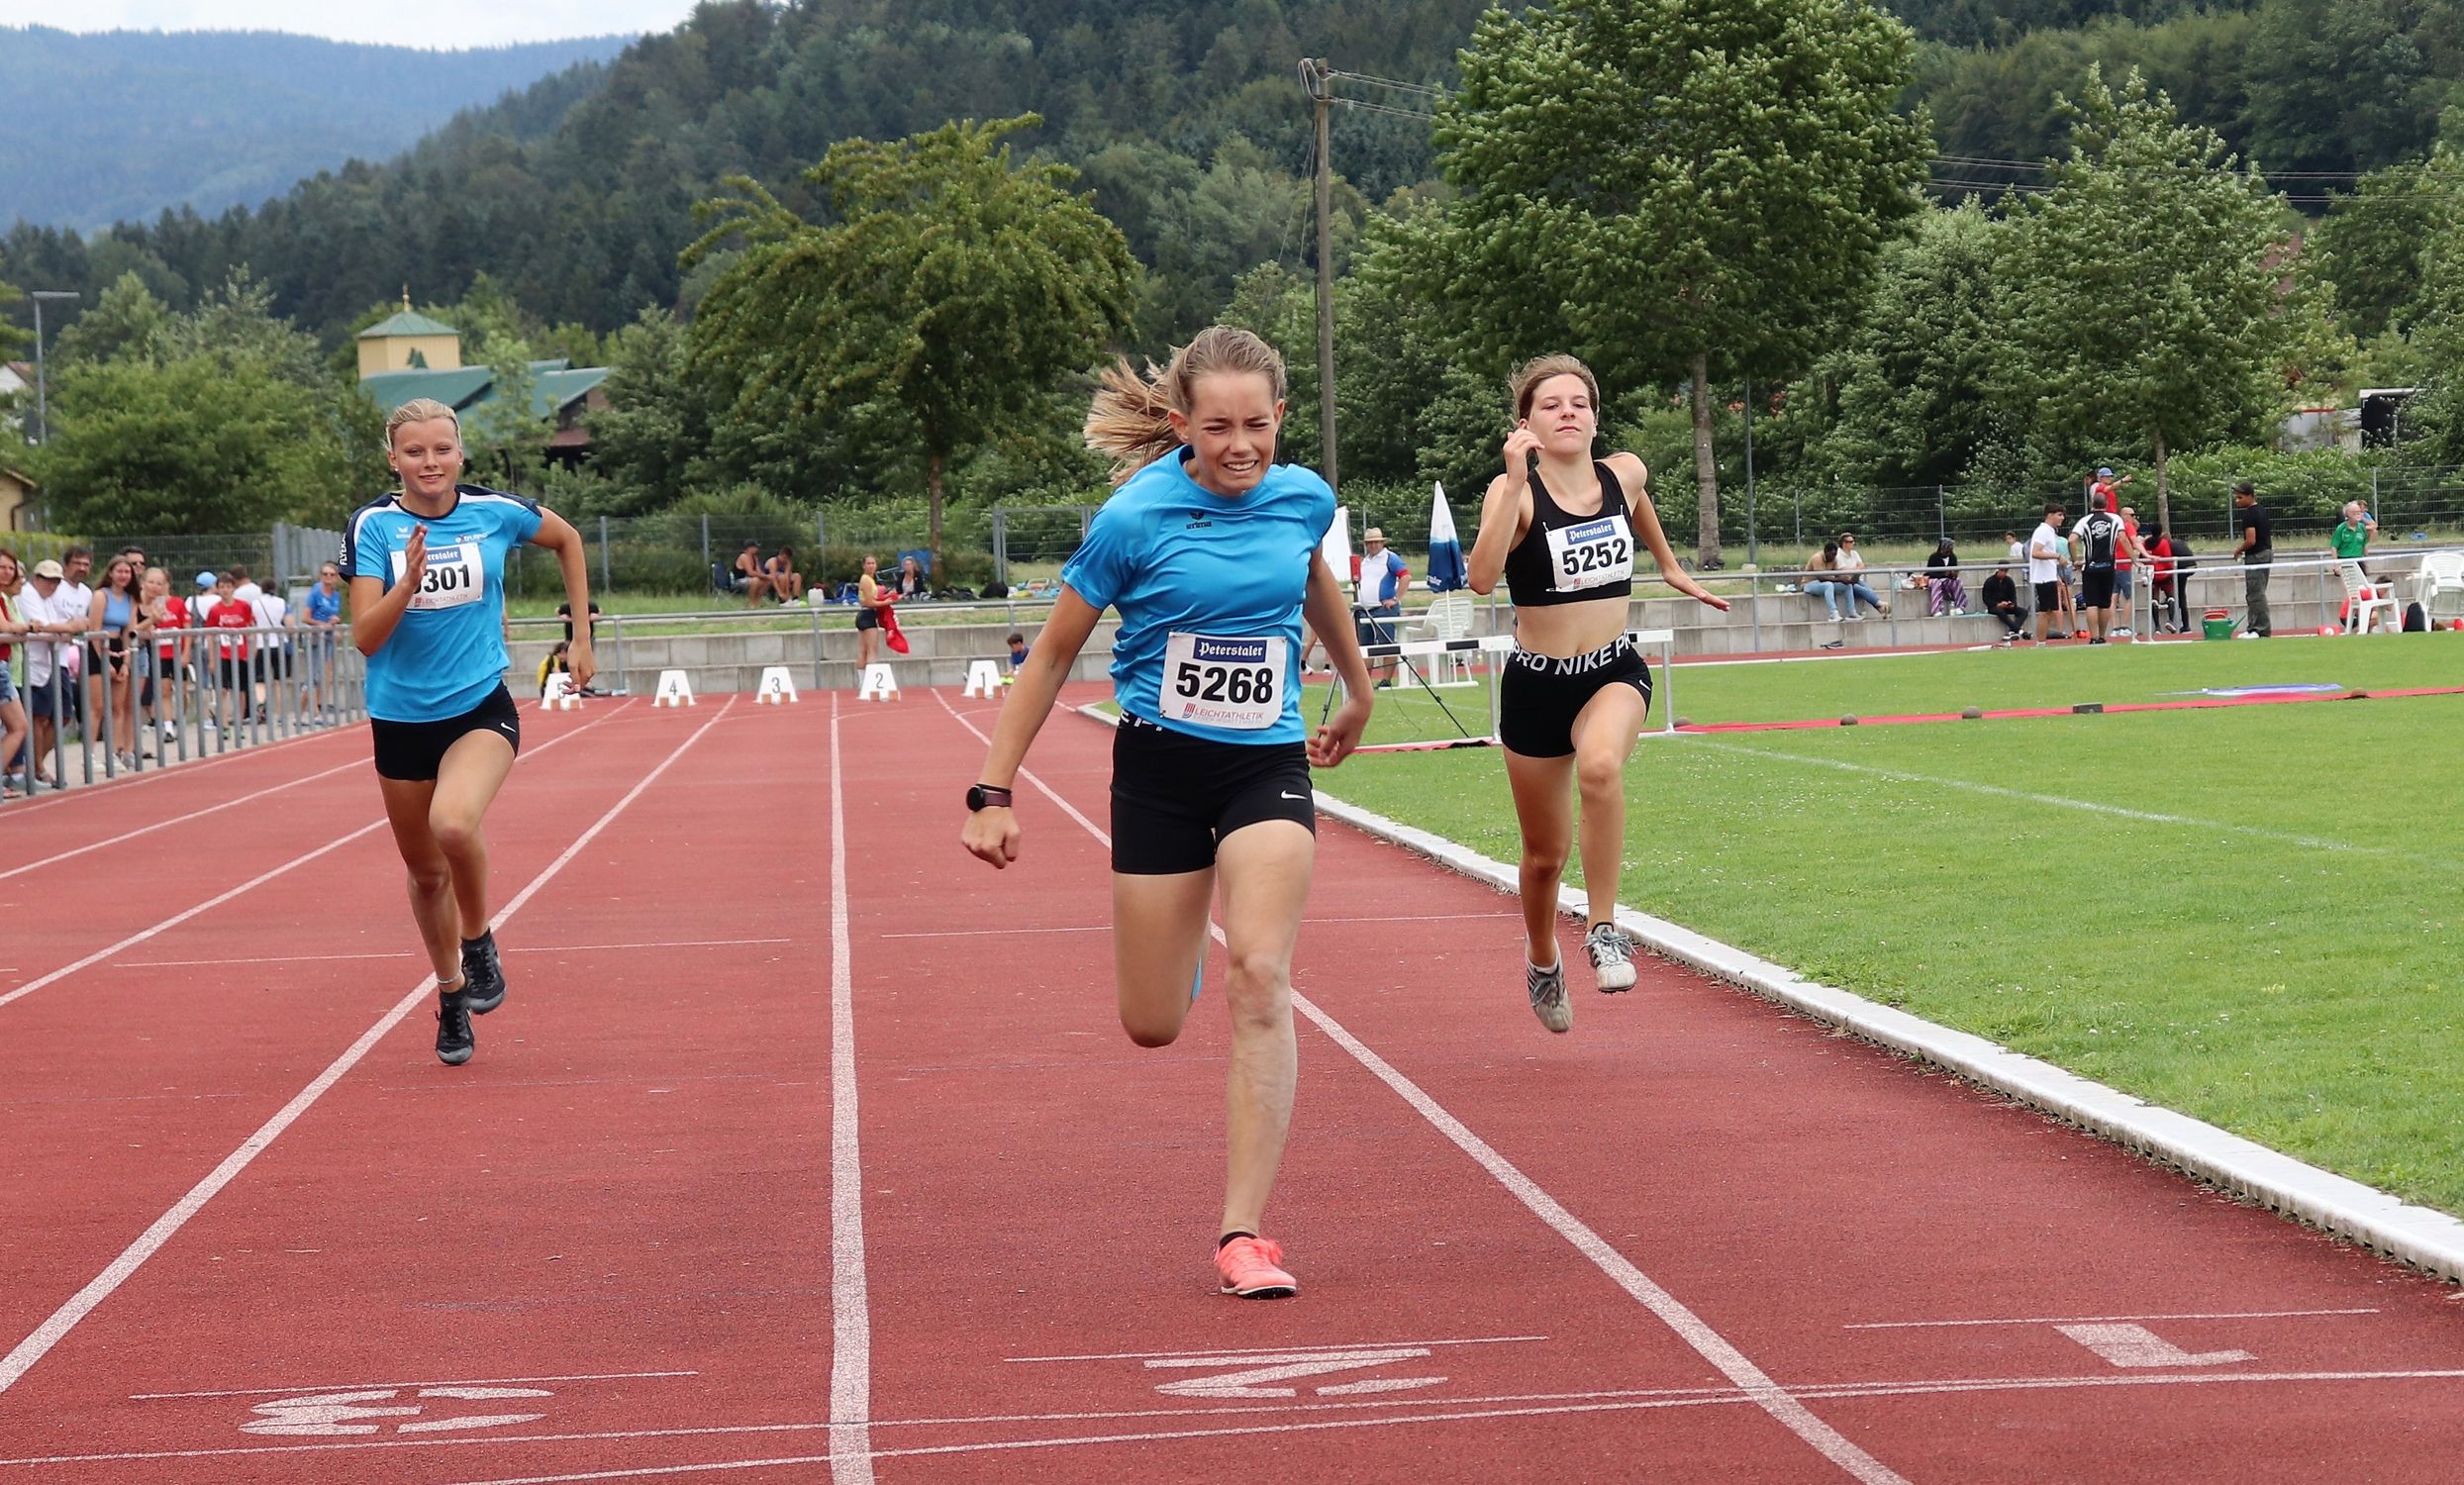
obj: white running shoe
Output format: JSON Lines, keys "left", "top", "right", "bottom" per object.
{"left": 1585, "top": 923, "right": 1636, "bottom": 992}
{"left": 1527, "top": 959, "right": 1570, "bottom": 1034}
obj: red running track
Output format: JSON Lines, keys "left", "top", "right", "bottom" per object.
{"left": 0, "top": 684, "right": 2457, "bottom": 1484}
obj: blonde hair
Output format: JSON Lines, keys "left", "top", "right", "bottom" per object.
{"left": 1510, "top": 353, "right": 1602, "bottom": 422}
{"left": 385, "top": 397, "right": 461, "bottom": 447}
{"left": 1085, "top": 326, "right": 1287, "bottom": 485}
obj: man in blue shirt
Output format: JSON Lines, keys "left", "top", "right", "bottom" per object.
{"left": 1353, "top": 527, "right": 1407, "bottom": 688}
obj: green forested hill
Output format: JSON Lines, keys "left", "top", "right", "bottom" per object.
{"left": 0, "top": 26, "right": 632, "bottom": 232}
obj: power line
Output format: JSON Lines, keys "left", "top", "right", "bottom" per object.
{"left": 1323, "top": 68, "right": 1444, "bottom": 98}
{"left": 1333, "top": 97, "right": 1437, "bottom": 122}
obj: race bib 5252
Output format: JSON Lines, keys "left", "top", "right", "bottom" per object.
{"left": 1546, "top": 516, "right": 1634, "bottom": 592}
{"left": 1162, "top": 632, "right": 1287, "bottom": 731}
{"left": 392, "top": 540, "right": 484, "bottom": 611}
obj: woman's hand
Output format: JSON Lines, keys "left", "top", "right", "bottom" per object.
{"left": 565, "top": 637, "right": 596, "bottom": 691}
{"left": 962, "top": 806, "right": 1021, "bottom": 867}
{"left": 1309, "top": 694, "right": 1371, "bottom": 768}
{"left": 1501, "top": 423, "right": 1543, "bottom": 488}
{"left": 401, "top": 525, "right": 431, "bottom": 595}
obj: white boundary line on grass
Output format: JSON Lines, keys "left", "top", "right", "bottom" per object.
{"left": 991, "top": 696, "right": 1908, "bottom": 1485}
{"left": 1276, "top": 737, "right": 2464, "bottom": 1286}
{"left": 0, "top": 697, "right": 723, "bottom": 1397}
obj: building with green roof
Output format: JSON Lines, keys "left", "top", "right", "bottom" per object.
{"left": 355, "top": 298, "right": 611, "bottom": 462}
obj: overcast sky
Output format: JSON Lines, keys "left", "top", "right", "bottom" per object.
{"left": 0, "top": 0, "right": 698, "bottom": 49}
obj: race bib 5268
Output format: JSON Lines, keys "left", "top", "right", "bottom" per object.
{"left": 392, "top": 540, "right": 484, "bottom": 611}
{"left": 1546, "top": 516, "right": 1634, "bottom": 592}
{"left": 1162, "top": 632, "right": 1287, "bottom": 731}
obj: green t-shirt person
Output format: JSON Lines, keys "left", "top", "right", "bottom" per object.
{"left": 2331, "top": 519, "right": 2371, "bottom": 560}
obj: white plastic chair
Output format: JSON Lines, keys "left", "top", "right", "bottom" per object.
{"left": 2338, "top": 561, "right": 2399, "bottom": 635}
{"left": 1400, "top": 591, "right": 1479, "bottom": 688}
{"left": 2422, "top": 551, "right": 2464, "bottom": 630}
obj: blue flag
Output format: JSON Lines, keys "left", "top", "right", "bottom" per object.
{"left": 1424, "top": 481, "right": 1466, "bottom": 592}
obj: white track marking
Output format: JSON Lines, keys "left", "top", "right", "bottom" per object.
{"left": 130, "top": 1370, "right": 700, "bottom": 1400}
{"left": 2057, "top": 1324, "right": 2256, "bottom": 1368}
{"left": 0, "top": 757, "right": 364, "bottom": 882}
{"left": 0, "top": 721, "right": 356, "bottom": 819}
{"left": 118, "top": 951, "right": 416, "bottom": 968}
{"left": 0, "top": 700, "right": 638, "bottom": 1014}
{"left": 880, "top": 913, "right": 1515, "bottom": 940}
{"left": 0, "top": 699, "right": 728, "bottom": 1397}
{"left": 826, "top": 694, "right": 874, "bottom": 1485}
{"left": 1007, "top": 1336, "right": 1546, "bottom": 1363}
{"left": 1702, "top": 740, "right": 2414, "bottom": 862}
{"left": 13, "top": 1366, "right": 2461, "bottom": 1472}
{"left": 118, "top": 939, "right": 791, "bottom": 969}
{"left": 1845, "top": 1308, "right": 2379, "bottom": 1331}
{"left": 934, "top": 696, "right": 1908, "bottom": 1485}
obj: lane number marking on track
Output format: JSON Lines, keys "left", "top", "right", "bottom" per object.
{"left": 2055, "top": 1324, "right": 2256, "bottom": 1369}
{"left": 242, "top": 1385, "right": 551, "bottom": 1436}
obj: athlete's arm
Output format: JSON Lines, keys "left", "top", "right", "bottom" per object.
{"left": 350, "top": 524, "right": 428, "bottom": 655}
{"left": 960, "top": 585, "right": 1106, "bottom": 868}
{"left": 1467, "top": 425, "right": 1542, "bottom": 595}
{"left": 1303, "top": 551, "right": 1373, "bottom": 768}
{"left": 1610, "top": 454, "right": 1728, "bottom": 611}
{"left": 530, "top": 511, "right": 595, "bottom": 691}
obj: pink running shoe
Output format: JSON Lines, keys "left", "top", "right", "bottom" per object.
{"left": 1215, "top": 1236, "right": 1297, "bottom": 1299}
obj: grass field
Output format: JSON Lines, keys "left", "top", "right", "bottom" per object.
{"left": 1286, "top": 633, "right": 2464, "bottom": 1217}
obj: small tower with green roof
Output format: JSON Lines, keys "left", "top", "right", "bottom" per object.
{"left": 355, "top": 289, "right": 463, "bottom": 380}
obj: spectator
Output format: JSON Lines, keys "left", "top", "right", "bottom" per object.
{"left": 1982, "top": 564, "right": 2024, "bottom": 640}
{"left": 207, "top": 571, "right": 254, "bottom": 727}
{"left": 140, "top": 565, "right": 188, "bottom": 742}
{"left": 88, "top": 553, "right": 144, "bottom": 765}
{"left": 538, "top": 640, "right": 572, "bottom": 694}
{"left": 302, "top": 561, "right": 345, "bottom": 720}
{"left": 16, "top": 557, "right": 87, "bottom": 782}
{"left": 2232, "top": 479, "right": 2272, "bottom": 637}
{"left": 2331, "top": 500, "right": 2378, "bottom": 628}
{"left": 729, "top": 540, "right": 772, "bottom": 607}
{"left": 2025, "top": 502, "right": 2068, "bottom": 644}
{"left": 251, "top": 572, "right": 290, "bottom": 721}
{"left": 1804, "top": 539, "right": 1848, "bottom": 624}
{"left": 0, "top": 549, "right": 27, "bottom": 796}
{"left": 193, "top": 570, "right": 218, "bottom": 621}
{"left": 2114, "top": 504, "right": 2147, "bottom": 637}
{"left": 1354, "top": 526, "right": 1407, "bottom": 686}
{"left": 1007, "top": 630, "right": 1030, "bottom": 674}
{"left": 56, "top": 545, "right": 97, "bottom": 739}
{"left": 2144, "top": 528, "right": 2181, "bottom": 634}
{"left": 764, "top": 544, "right": 806, "bottom": 603}
{"left": 1833, "top": 532, "right": 1888, "bottom": 620}
{"left": 2070, "top": 492, "right": 2126, "bottom": 644}
{"left": 2004, "top": 529, "right": 2025, "bottom": 569}
{"left": 893, "top": 553, "right": 930, "bottom": 600}
{"left": 1922, "top": 538, "right": 1968, "bottom": 615}
{"left": 556, "top": 597, "right": 601, "bottom": 643}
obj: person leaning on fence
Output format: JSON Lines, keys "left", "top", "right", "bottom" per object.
{"left": 0, "top": 549, "right": 28, "bottom": 797}
{"left": 1982, "top": 564, "right": 2025, "bottom": 640}
{"left": 140, "top": 566, "right": 187, "bottom": 742}
{"left": 2233, "top": 480, "right": 2273, "bottom": 637}
{"left": 88, "top": 553, "right": 144, "bottom": 766}
{"left": 348, "top": 395, "right": 596, "bottom": 1068}
{"left": 15, "top": 558, "right": 88, "bottom": 782}
{"left": 301, "top": 561, "right": 345, "bottom": 720}
{"left": 1470, "top": 353, "right": 1728, "bottom": 1034}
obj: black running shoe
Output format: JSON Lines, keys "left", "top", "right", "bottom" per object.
{"left": 436, "top": 985, "right": 475, "bottom": 1065}
{"left": 461, "top": 930, "right": 506, "bottom": 1016}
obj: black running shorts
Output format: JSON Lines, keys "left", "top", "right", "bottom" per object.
{"left": 1110, "top": 712, "right": 1315, "bottom": 875}
{"left": 1499, "top": 637, "right": 1652, "bottom": 759}
{"left": 2080, "top": 566, "right": 2117, "bottom": 608}
{"left": 371, "top": 684, "right": 522, "bottom": 782}
{"left": 2032, "top": 580, "right": 2062, "bottom": 611}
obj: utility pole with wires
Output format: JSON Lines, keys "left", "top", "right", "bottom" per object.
{"left": 1300, "top": 57, "right": 1339, "bottom": 490}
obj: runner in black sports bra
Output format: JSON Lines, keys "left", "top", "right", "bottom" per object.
{"left": 1466, "top": 354, "right": 1727, "bottom": 1035}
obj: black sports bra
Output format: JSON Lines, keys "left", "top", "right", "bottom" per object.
{"left": 1503, "top": 460, "right": 1636, "bottom": 608}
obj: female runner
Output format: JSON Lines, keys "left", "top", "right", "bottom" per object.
{"left": 346, "top": 398, "right": 595, "bottom": 1066}
{"left": 960, "top": 327, "right": 1373, "bottom": 1298}
{"left": 1468, "top": 355, "right": 1726, "bottom": 1033}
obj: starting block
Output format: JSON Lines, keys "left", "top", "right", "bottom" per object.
{"left": 540, "top": 672, "right": 580, "bottom": 710}
{"left": 962, "top": 658, "right": 1003, "bottom": 698}
{"left": 856, "top": 662, "right": 901, "bottom": 701}
{"left": 755, "top": 665, "right": 801, "bottom": 705}
{"left": 653, "top": 669, "right": 696, "bottom": 707}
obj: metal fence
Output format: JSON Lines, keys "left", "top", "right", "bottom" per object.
{"left": 3, "top": 624, "right": 367, "bottom": 805}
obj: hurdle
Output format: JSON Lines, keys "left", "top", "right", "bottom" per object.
{"left": 1343, "top": 629, "right": 1678, "bottom": 751}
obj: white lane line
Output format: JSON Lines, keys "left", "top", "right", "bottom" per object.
{"left": 117, "top": 938, "right": 792, "bottom": 970}
{"left": 0, "top": 699, "right": 640, "bottom": 1013}
{"left": 0, "top": 697, "right": 727, "bottom": 1398}
{"left": 0, "top": 722, "right": 356, "bottom": 819}
{"left": 1008, "top": 1335, "right": 1547, "bottom": 1363}
{"left": 1845, "top": 1307, "right": 2381, "bottom": 1331}
{"left": 0, "top": 757, "right": 365, "bottom": 883}
{"left": 130, "top": 1370, "right": 701, "bottom": 1400}
{"left": 1701, "top": 739, "right": 2415, "bottom": 862}
{"left": 430, "top": 1366, "right": 2464, "bottom": 1483}
{"left": 935, "top": 692, "right": 1907, "bottom": 1485}
{"left": 826, "top": 693, "right": 874, "bottom": 1485}
{"left": 11, "top": 1366, "right": 2463, "bottom": 1471}
{"left": 880, "top": 913, "right": 1516, "bottom": 940}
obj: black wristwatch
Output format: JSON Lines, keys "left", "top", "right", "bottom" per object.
{"left": 965, "top": 783, "right": 1015, "bottom": 812}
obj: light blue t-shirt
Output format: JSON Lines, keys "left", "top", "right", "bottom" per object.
{"left": 305, "top": 583, "right": 344, "bottom": 626}
{"left": 343, "top": 484, "right": 542, "bottom": 722}
{"left": 1061, "top": 450, "right": 1333, "bottom": 745}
